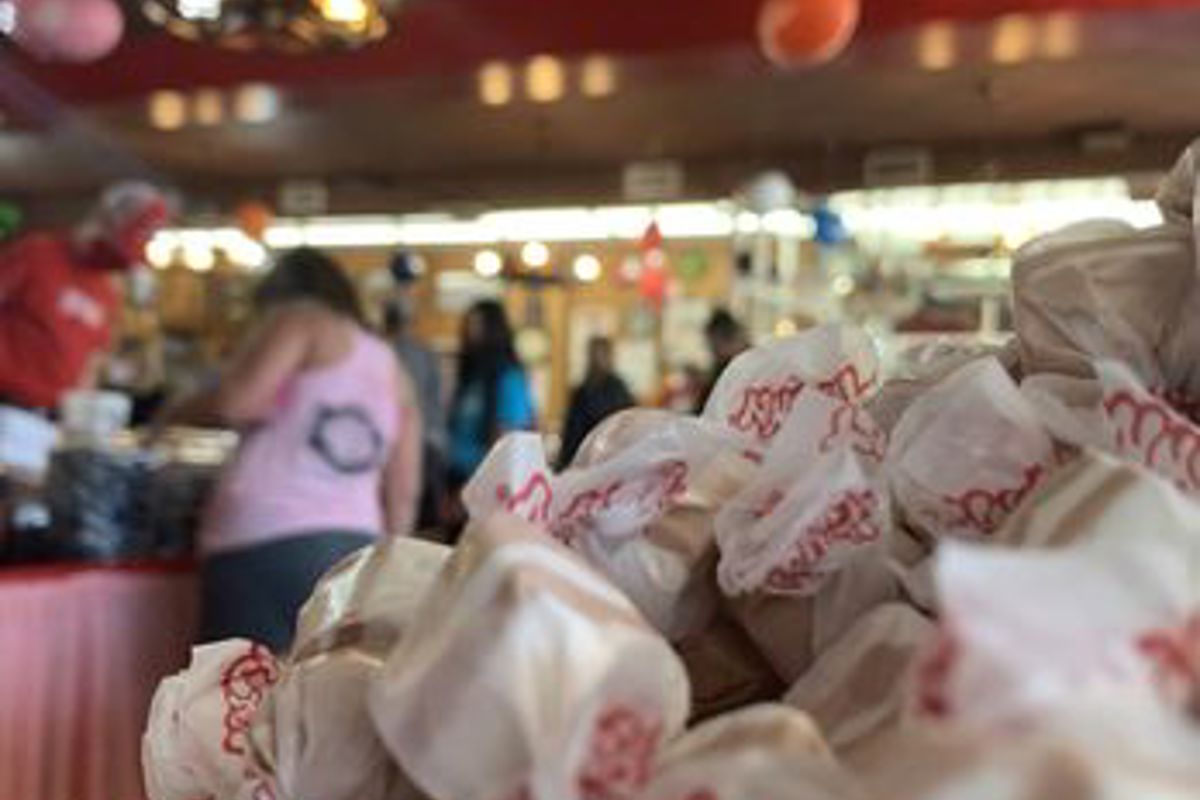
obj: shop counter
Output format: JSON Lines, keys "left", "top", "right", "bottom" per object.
{"left": 0, "top": 562, "right": 196, "bottom": 800}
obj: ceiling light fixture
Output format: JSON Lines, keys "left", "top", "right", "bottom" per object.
{"left": 525, "top": 55, "right": 565, "bottom": 104}
{"left": 572, "top": 253, "right": 602, "bottom": 283}
{"left": 479, "top": 61, "right": 514, "bottom": 108}
{"left": 148, "top": 89, "right": 188, "bottom": 131}
{"left": 521, "top": 241, "right": 551, "bottom": 268}
{"left": 580, "top": 55, "right": 618, "bottom": 99}
{"left": 474, "top": 249, "right": 503, "bottom": 278}
{"left": 233, "top": 83, "right": 280, "bottom": 124}
{"left": 192, "top": 88, "right": 224, "bottom": 127}
{"left": 917, "top": 21, "right": 956, "bottom": 72}
{"left": 991, "top": 14, "right": 1035, "bottom": 65}
{"left": 141, "top": 0, "right": 394, "bottom": 52}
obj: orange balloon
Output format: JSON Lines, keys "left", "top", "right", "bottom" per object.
{"left": 235, "top": 201, "right": 274, "bottom": 241}
{"left": 758, "top": 0, "right": 860, "bottom": 68}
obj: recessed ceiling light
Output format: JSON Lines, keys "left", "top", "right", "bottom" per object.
{"left": 525, "top": 55, "right": 565, "bottom": 104}
{"left": 521, "top": 241, "right": 550, "bottom": 268}
{"left": 474, "top": 249, "right": 503, "bottom": 278}
{"left": 148, "top": 90, "right": 188, "bottom": 131}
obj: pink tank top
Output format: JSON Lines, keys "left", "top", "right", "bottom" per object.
{"left": 201, "top": 330, "right": 401, "bottom": 555}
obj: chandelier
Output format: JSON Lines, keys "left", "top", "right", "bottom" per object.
{"left": 141, "top": 0, "right": 400, "bottom": 52}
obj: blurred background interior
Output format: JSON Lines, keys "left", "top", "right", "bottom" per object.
{"left": 6, "top": 0, "right": 1194, "bottom": 432}
{"left": 2, "top": 2, "right": 1200, "bottom": 797}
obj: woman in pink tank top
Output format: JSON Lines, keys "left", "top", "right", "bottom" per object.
{"left": 158, "top": 248, "right": 421, "bottom": 652}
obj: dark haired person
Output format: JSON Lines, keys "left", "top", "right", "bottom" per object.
{"left": 557, "top": 336, "right": 634, "bottom": 469}
{"left": 159, "top": 247, "right": 421, "bottom": 652}
{"left": 447, "top": 299, "right": 536, "bottom": 488}
{"left": 695, "top": 308, "right": 750, "bottom": 412}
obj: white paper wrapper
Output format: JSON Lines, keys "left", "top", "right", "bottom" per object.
{"left": 462, "top": 432, "right": 555, "bottom": 526}
{"left": 291, "top": 536, "right": 452, "bottom": 662}
{"left": 716, "top": 386, "right": 888, "bottom": 599}
{"left": 639, "top": 705, "right": 851, "bottom": 800}
{"left": 463, "top": 415, "right": 754, "bottom": 640}
{"left": 143, "top": 640, "right": 281, "bottom": 800}
{"left": 702, "top": 324, "right": 879, "bottom": 454}
{"left": 888, "top": 358, "right": 1057, "bottom": 541}
{"left": 1095, "top": 359, "right": 1200, "bottom": 495}
{"left": 913, "top": 533, "right": 1200, "bottom": 729}
{"left": 674, "top": 609, "right": 784, "bottom": 722}
{"left": 998, "top": 448, "right": 1200, "bottom": 550}
{"left": 860, "top": 699, "right": 1200, "bottom": 800}
{"left": 784, "top": 603, "right": 933, "bottom": 756}
{"left": 251, "top": 538, "right": 451, "bottom": 800}
{"left": 369, "top": 512, "right": 691, "bottom": 800}
{"left": 1012, "top": 220, "right": 1194, "bottom": 390}
{"left": 724, "top": 551, "right": 900, "bottom": 686}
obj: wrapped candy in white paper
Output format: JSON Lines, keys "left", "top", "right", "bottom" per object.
{"left": 702, "top": 323, "right": 879, "bottom": 454}
{"left": 716, "top": 387, "right": 889, "bottom": 599}
{"left": 461, "top": 432, "right": 554, "bottom": 526}
{"left": 674, "top": 609, "right": 784, "bottom": 722}
{"left": 369, "top": 512, "right": 691, "bottom": 800}
{"left": 639, "top": 705, "right": 853, "bottom": 800}
{"left": 1012, "top": 219, "right": 1194, "bottom": 389}
{"left": 860, "top": 699, "right": 1200, "bottom": 800}
{"left": 723, "top": 551, "right": 898, "bottom": 685}
{"left": 999, "top": 448, "right": 1200, "bottom": 550}
{"left": 143, "top": 640, "right": 281, "bottom": 800}
{"left": 291, "top": 536, "right": 452, "bottom": 661}
{"left": 251, "top": 538, "right": 451, "bottom": 800}
{"left": 784, "top": 603, "right": 933, "bottom": 757}
{"left": 554, "top": 413, "right": 751, "bottom": 638}
{"left": 715, "top": 378, "right": 897, "bottom": 684}
{"left": 913, "top": 534, "right": 1200, "bottom": 729}
{"left": 888, "top": 358, "right": 1058, "bottom": 541}
{"left": 464, "top": 415, "right": 754, "bottom": 640}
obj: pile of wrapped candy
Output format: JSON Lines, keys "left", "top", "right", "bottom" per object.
{"left": 143, "top": 144, "right": 1200, "bottom": 800}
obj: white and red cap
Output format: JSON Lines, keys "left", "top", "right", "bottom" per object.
{"left": 83, "top": 181, "right": 172, "bottom": 269}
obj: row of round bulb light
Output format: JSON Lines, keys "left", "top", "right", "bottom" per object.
{"left": 472, "top": 243, "right": 603, "bottom": 284}
{"left": 148, "top": 83, "right": 280, "bottom": 131}
{"left": 141, "top": 0, "right": 399, "bottom": 52}
{"left": 479, "top": 54, "right": 617, "bottom": 107}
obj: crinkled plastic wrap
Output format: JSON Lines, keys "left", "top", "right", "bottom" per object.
{"left": 640, "top": 705, "right": 852, "bottom": 800}
{"left": 142, "top": 640, "right": 281, "bottom": 800}
{"left": 369, "top": 512, "right": 691, "bottom": 800}
{"left": 250, "top": 538, "right": 451, "bottom": 800}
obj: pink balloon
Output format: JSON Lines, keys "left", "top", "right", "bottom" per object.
{"left": 13, "top": 0, "right": 125, "bottom": 63}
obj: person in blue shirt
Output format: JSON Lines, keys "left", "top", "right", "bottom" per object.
{"left": 447, "top": 300, "right": 536, "bottom": 490}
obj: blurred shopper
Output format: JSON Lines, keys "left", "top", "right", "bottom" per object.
{"left": 0, "top": 182, "right": 170, "bottom": 412}
{"left": 159, "top": 248, "right": 420, "bottom": 652}
{"left": 557, "top": 336, "right": 634, "bottom": 469}
{"left": 383, "top": 297, "right": 446, "bottom": 531}
{"left": 447, "top": 299, "right": 536, "bottom": 489}
{"left": 695, "top": 308, "right": 749, "bottom": 412}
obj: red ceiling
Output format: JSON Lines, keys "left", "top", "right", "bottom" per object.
{"left": 9, "top": 0, "right": 1200, "bottom": 103}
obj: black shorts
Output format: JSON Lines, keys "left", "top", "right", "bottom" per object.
{"left": 199, "top": 531, "right": 374, "bottom": 654}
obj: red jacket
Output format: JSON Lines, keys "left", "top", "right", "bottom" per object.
{"left": 0, "top": 232, "right": 119, "bottom": 409}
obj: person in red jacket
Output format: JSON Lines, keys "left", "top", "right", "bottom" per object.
{"left": 0, "top": 182, "right": 170, "bottom": 411}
